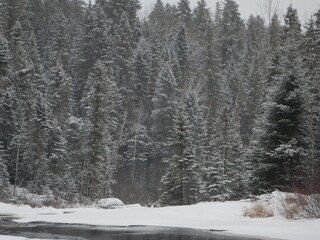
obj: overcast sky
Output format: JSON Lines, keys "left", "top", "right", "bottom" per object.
{"left": 86, "top": 0, "right": 320, "bottom": 24}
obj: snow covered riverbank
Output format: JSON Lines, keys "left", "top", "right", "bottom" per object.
{"left": 0, "top": 196, "right": 319, "bottom": 240}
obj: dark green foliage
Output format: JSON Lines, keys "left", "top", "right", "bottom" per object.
{"left": 252, "top": 6, "right": 308, "bottom": 193}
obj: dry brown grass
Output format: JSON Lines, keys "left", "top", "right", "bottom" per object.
{"left": 243, "top": 202, "right": 274, "bottom": 218}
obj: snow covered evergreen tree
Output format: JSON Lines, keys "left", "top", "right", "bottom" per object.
{"left": 81, "top": 60, "right": 119, "bottom": 199}
{"left": 46, "top": 54, "right": 76, "bottom": 200}
{"left": 160, "top": 102, "right": 201, "bottom": 206}
{"left": 0, "top": 0, "right": 318, "bottom": 205}
{"left": 304, "top": 9, "right": 320, "bottom": 190}
{"left": 252, "top": 6, "right": 308, "bottom": 193}
{"left": 177, "top": 0, "right": 192, "bottom": 24}
{"left": 219, "top": 0, "right": 245, "bottom": 65}
{"left": 0, "top": 141, "right": 10, "bottom": 200}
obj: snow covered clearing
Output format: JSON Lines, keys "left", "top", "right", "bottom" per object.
{"left": 0, "top": 237, "right": 44, "bottom": 240}
{"left": 0, "top": 192, "right": 319, "bottom": 240}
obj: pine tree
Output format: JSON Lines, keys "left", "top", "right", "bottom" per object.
{"left": 81, "top": 60, "right": 119, "bottom": 200}
{"left": 0, "top": 34, "right": 10, "bottom": 82}
{"left": 46, "top": 54, "right": 76, "bottom": 199}
{"left": 171, "top": 23, "right": 190, "bottom": 88}
{"left": 0, "top": 141, "right": 10, "bottom": 200}
{"left": 5, "top": 21, "right": 40, "bottom": 196}
{"left": 113, "top": 12, "right": 135, "bottom": 104}
{"left": 200, "top": 18, "right": 222, "bottom": 115}
{"left": 219, "top": 0, "right": 245, "bottom": 65}
{"left": 177, "top": 0, "right": 192, "bottom": 24}
{"left": 240, "top": 15, "right": 268, "bottom": 145}
{"left": 125, "top": 0, "right": 141, "bottom": 43}
{"left": 206, "top": 105, "right": 245, "bottom": 200}
{"left": 214, "top": 2, "right": 222, "bottom": 26}
{"left": 0, "top": 34, "right": 11, "bottom": 155}
{"left": 304, "top": 10, "right": 320, "bottom": 189}
{"left": 160, "top": 102, "right": 201, "bottom": 206}
{"left": 76, "top": 5, "right": 110, "bottom": 116}
{"left": 192, "top": 0, "right": 211, "bottom": 36}
{"left": 148, "top": 0, "right": 165, "bottom": 25}
{"left": 45, "top": 10, "right": 70, "bottom": 69}
{"left": 269, "top": 13, "right": 282, "bottom": 51}
{"left": 132, "top": 37, "right": 153, "bottom": 109}
{"left": 152, "top": 62, "right": 178, "bottom": 148}
{"left": 122, "top": 116, "right": 150, "bottom": 203}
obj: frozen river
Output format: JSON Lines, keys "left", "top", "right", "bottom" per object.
{"left": 0, "top": 222, "right": 266, "bottom": 240}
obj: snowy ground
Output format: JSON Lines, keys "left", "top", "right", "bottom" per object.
{"left": 0, "top": 193, "right": 319, "bottom": 240}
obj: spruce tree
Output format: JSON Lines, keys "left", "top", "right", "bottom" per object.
{"left": 46, "top": 54, "right": 76, "bottom": 199}
{"left": 219, "top": 0, "right": 245, "bottom": 65}
{"left": 0, "top": 34, "right": 10, "bottom": 84}
{"left": 304, "top": 10, "right": 320, "bottom": 189}
{"left": 81, "top": 60, "right": 119, "bottom": 199}
{"left": 253, "top": 6, "right": 308, "bottom": 193}
{"left": 0, "top": 141, "right": 10, "bottom": 200}
{"left": 171, "top": 23, "right": 190, "bottom": 88}
{"left": 152, "top": 62, "right": 178, "bottom": 148}
{"left": 160, "top": 102, "right": 201, "bottom": 206}
{"left": 148, "top": 0, "right": 165, "bottom": 25}
{"left": 177, "top": 0, "right": 192, "bottom": 24}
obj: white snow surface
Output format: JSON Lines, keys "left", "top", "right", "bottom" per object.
{"left": 0, "top": 192, "right": 319, "bottom": 240}
{"left": 0, "top": 237, "right": 46, "bottom": 240}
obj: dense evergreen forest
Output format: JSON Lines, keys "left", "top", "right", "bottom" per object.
{"left": 0, "top": 0, "right": 319, "bottom": 206}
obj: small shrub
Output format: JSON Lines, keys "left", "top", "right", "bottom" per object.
{"left": 283, "top": 203, "right": 299, "bottom": 219}
{"left": 277, "top": 193, "right": 299, "bottom": 219}
{"left": 277, "top": 192, "right": 320, "bottom": 219}
{"left": 296, "top": 193, "right": 320, "bottom": 218}
{"left": 243, "top": 203, "right": 274, "bottom": 218}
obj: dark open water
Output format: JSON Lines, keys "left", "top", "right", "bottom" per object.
{"left": 0, "top": 222, "right": 266, "bottom": 240}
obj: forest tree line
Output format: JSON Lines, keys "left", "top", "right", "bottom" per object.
{"left": 0, "top": 0, "right": 319, "bottom": 206}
